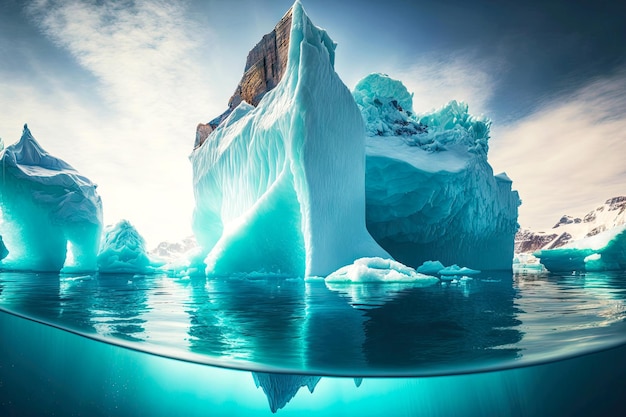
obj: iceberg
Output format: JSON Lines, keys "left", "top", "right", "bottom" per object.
{"left": 191, "top": 3, "right": 389, "bottom": 277}
{"left": 0, "top": 125, "right": 102, "bottom": 272}
{"left": 97, "top": 220, "right": 154, "bottom": 274}
{"left": 325, "top": 257, "right": 438, "bottom": 284}
{"left": 355, "top": 74, "right": 520, "bottom": 271}
{"left": 416, "top": 260, "right": 446, "bottom": 275}
{"left": 438, "top": 264, "right": 481, "bottom": 276}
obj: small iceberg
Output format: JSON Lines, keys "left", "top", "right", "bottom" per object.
{"left": 325, "top": 257, "right": 439, "bottom": 284}
{"left": 438, "top": 264, "right": 481, "bottom": 276}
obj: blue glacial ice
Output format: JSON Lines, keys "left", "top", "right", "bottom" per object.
{"left": 356, "top": 74, "right": 520, "bottom": 271}
{"left": 438, "top": 264, "right": 481, "bottom": 276}
{"left": 190, "top": 3, "right": 389, "bottom": 278}
{"left": 97, "top": 220, "right": 155, "bottom": 274}
{"left": 0, "top": 125, "right": 102, "bottom": 272}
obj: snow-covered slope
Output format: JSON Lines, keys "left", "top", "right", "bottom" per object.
{"left": 520, "top": 196, "right": 626, "bottom": 272}
{"left": 0, "top": 124, "right": 102, "bottom": 271}
{"left": 516, "top": 196, "right": 626, "bottom": 253}
{"left": 190, "top": 3, "right": 388, "bottom": 277}
{"left": 357, "top": 74, "right": 520, "bottom": 270}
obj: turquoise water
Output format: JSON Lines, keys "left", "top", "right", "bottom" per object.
{"left": 1, "top": 270, "right": 626, "bottom": 415}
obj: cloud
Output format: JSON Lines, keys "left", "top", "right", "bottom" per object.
{"left": 489, "top": 69, "right": 626, "bottom": 230}
{"left": 379, "top": 53, "right": 499, "bottom": 116}
{"left": 3, "top": 0, "right": 223, "bottom": 245}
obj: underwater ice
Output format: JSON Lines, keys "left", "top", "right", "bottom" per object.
{"left": 97, "top": 220, "right": 154, "bottom": 274}
{"left": 252, "top": 373, "right": 321, "bottom": 413}
{"left": 0, "top": 125, "right": 102, "bottom": 271}
{"left": 190, "top": 3, "right": 388, "bottom": 277}
{"left": 356, "top": 74, "right": 520, "bottom": 270}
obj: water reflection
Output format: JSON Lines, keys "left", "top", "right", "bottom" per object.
{"left": 186, "top": 277, "right": 307, "bottom": 366}
{"left": 0, "top": 270, "right": 625, "bottom": 375}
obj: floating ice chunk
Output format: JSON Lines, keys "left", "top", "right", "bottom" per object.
{"left": 438, "top": 264, "right": 481, "bottom": 276}
{"left": 97, "top": 220, "right": 154, "bottom": 274}
{"left": 0, "top": 124, "right": 102, "bottom": 271}
{"left": 416, "top": 260, "right": 446, "bottom": 275}
{"left": 325, "top": 258, "right": 438, "bottom": 308}
{"left": 325, "top": 257, "right": 439, "bottom": 284}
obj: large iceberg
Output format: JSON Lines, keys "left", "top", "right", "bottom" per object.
{"left": 191, "top": 3, "right": 389, "bottom": 277}
{"left": 0, "top": 125, "right": 102, "bottom": 272}
{"left": 357, "top": 74, "right": 520, "bottom": 270}
{"left": 191, "top": 3, "right": 520, "bottom": 277}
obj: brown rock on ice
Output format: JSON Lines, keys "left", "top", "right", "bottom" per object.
{"left": 194, "top": 8, "right": 293, "bottom": 149}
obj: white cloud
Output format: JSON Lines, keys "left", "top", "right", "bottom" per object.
{"left": 379, "top": 53, "right": 499, "bottom": 116}
{"left": 489, "top": 69, "right": 626, "bottom": 230}
{"left": 2, "top": 0, "right": 224, "bottom": 246}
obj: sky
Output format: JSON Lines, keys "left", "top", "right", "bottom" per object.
{"left": 0, "top": 0, "right": 625, "bottom": 246}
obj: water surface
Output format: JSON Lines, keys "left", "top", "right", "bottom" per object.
{"left": 1, "top": 270, "right": 625, "bottom": 376}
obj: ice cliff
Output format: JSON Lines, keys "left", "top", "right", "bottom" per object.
{"left": 518, "top": 197, "right": 626, "bottom": 272}
{"left": 191, "top": 3, "right": 389, "bottom": 277}
{"left": 0, "top": 125, "right": 102, "bottom": 271}
{"left": 356, "top": 74, "right": 520, "bottom": 270}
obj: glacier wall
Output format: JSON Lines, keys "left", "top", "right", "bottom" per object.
{"left": 356, "top": 74, "right": 520, "bottom": 270}
{"left": 0, "top": 125, "right": 103, "bottom": 272}
{"left": 191, "top": 3, "right": 388, "bottom": 277}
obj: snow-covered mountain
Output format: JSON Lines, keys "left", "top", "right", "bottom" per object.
{"left": 515, "top": 196, "right": 626, "bottom": 254}
{"left": 515, "top": 196, "right": 626, "bottom": 272}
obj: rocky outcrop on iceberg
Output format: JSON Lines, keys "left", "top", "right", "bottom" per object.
{"left": 194, "top": 9, "right": 293, "bottom": 148}
{"left": 0, "top": 125, "right": 102, "bottom": 271}
{"left": 357, "top": 74, "right": 520, "bottom": 271}
{"left": 191, "top": 2, "right": 389, "bottom": 277}
{"left": 521, "top": 196, "right": 626, "bottom": 272}
{"left": 252, "top": 372, "right": 321, "bottom": 413}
